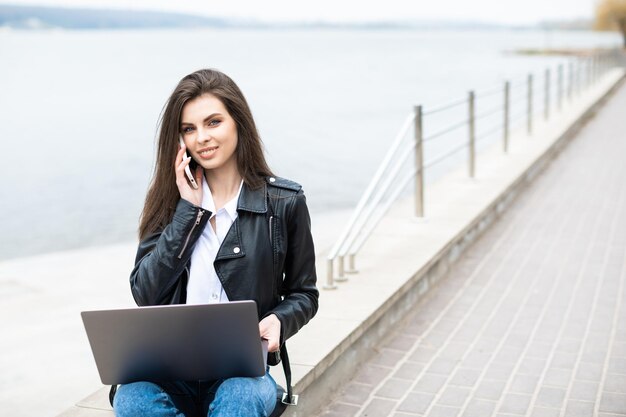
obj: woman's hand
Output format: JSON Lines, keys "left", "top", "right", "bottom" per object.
{"left": 259, "top": 314, "right": 281, "bottom": 352}
{"left": 175, "top": 144, "right": 203, "bottom": 207}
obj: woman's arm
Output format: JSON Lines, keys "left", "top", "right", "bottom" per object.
{"left": 129, "top": 198, "right": 209, "bottom": 306}
{"left": 267, "top": 190, "right": 319, "bottom": 344}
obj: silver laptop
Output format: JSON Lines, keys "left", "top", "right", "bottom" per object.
{"left": 81, "top": 301, "right": 268, "bottom": 385}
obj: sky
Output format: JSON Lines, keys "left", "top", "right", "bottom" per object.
{"left": 2, "top": 0, "right": 597, "bottom": 25}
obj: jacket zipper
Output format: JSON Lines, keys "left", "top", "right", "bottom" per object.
{"left": 269, "top": 215, "right": 274, "bottom": 244}
{"left": 178, "top": 209, "right": 205, "bottom": 259}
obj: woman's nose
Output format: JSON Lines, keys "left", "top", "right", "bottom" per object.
{"left": 196, "top": 127, "right": 212, "bottom": 143}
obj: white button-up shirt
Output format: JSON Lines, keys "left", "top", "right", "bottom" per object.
{"left": 186, "top": 179, "right": 243, "bottom": 305}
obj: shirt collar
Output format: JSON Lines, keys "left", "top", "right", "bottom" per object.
{"left": 201, "top": 178, "right": 244, "bottom": 221}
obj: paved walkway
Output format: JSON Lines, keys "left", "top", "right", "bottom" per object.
{"left": 315, "top": 84, "right": 626, "bottom": 416}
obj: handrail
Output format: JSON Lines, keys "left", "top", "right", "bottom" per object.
{"left": 324, "top": 112, "right": 415, "bottom": 288}
{"left": 324, "top": 48, "right": 624, "bottom": 290}
{"left": 348, "top": 168, "right": 418, "bottom": 257}
{"left": 337, "top": 141, "right": 417, "bottom": 261}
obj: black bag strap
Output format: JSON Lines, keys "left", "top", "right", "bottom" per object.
{"left": 109, "top": 384, "right": 117, "bottom": 406}
{"left": 279, "top": 344, "right": 296, "bottom": 405}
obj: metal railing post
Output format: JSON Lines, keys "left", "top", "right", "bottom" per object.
{"left": 336, "top": 255, "right": 347, "bottom": 282}
{"left": 503, "top": 81, "right": 510, "bottom": 153}
{"left": 544, "top": 68, "right": 550, "bottom": 121}
{"left": 568, "top": 61, "right": 573, "bottom": 102}
{"left": 527, "top": 74, "right": 533, "bottom": 135}
{"left": 414, "top": 105, "right": 424, "bottom": 217}
{"left": 557, "top": 64, "right": 563, "bottom": 111}
{"left": 324, "top": 259, "right": 337, "bottom": 290}
{"left": 576, "top": 59, "right": 581, "bottom": 96}
{"left": 468, "top": 91, "right": 475, "bottom": 177}
{"left": 592, "top": 54, "right": 597, "bottom": 84}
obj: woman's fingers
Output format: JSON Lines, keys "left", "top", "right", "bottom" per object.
{"left": 174, "top": 144, "right": 202, "bottom": 206}
{"left": 259, "top": 314, "right": 281, "bottom": 352}
{"left": 194, "top": 165, "right": 204, "bottom": 187}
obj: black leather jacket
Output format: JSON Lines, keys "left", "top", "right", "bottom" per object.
{"left": 129, "top": 176, "right": 319, "bottom": 345}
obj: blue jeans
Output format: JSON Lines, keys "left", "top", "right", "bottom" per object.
{"left": 113, "top": 372, "right": 277, "bottom": 417}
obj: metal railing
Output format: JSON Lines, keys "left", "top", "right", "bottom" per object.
{"left": 324, "top": 48, "right": 624, "bottom": 290}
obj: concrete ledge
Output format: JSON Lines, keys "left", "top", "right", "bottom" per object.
{"left": 55, "top": 69, "right": 625, "bottom": 417}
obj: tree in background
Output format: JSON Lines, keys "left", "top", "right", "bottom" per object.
{"left": 595, "top": 0, "right": 626, "bottom": 47}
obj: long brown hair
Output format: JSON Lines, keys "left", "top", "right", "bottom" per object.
{"left": 139, "top": 69, "right": 273, "bottom": 239}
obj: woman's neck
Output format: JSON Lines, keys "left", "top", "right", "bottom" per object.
{"left": 204, "top": 164, "right": 242, "bottom": 211}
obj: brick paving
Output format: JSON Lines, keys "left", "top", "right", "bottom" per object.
{"left": 315, "top": 84, "right": 626, "bottom": 417}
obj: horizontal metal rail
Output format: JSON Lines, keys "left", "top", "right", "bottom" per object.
{"left": 423, "top": 97, "right": 467, "bottom": 116}
{"left": 424, "top": 141, "right": 469, "bottom": 170}
{"left": 423, "top": 118, "right": 469, "bottom": 142}
{"left": 474, "top": 104, "right": 503, "bottom": 122}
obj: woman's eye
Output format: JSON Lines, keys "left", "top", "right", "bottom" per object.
{"left": 209, "top": 119, "right": 221, "bottom": 126}
{"left": 181, "top": 127, "right": 194, "bottom": 133}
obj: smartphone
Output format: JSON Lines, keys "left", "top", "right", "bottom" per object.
{"left": 179, "top": 136, "right": 199, "bottom": 190}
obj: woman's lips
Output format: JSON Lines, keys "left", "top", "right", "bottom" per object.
{"left": 198, "top": 146, "right": 218, "bottom": 159}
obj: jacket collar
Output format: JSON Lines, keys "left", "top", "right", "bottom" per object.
{"left": 237, "top": 181, "right": 267, "bottom": 213}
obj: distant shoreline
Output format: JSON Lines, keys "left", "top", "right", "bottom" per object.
{"left": 510, "top": 47, "right": 620, "bottom": 56}
{"left": 0, "top": 4, "right": 594, "bottom": 31}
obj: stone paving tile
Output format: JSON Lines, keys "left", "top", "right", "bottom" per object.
{"left": 353, "top": 364, "right": 393, "bottom": 385}
{"left": 412, "top": 374, "right": 448, "bottom": 394}
{"left": 392, "top": 362, "right": 424, "bottom": 380}
{"left": 564, "top": 400, "right": 595, "bottom": 417}
{"left": 528, "top": 407, "right": 560, "bottom": 417}
{"left": 542, "top": 368, "right": 573, "bottom": 388}
{"left": 535, "top": 386, "right": 566, "bottom": 409}
{"left": 425, "top": 357, "right": 459, "bottom": 375}
{"left": 576, "top": 361, "right": 604, "bottom": 382}
{"left": 499, "top": 393, "right": 532, "bottom": 415}
{"left": 461, "top": 399, "right": 496, "bottom": 417}
{"left": 339, "top": 382, "right": 375, "bottom": 405}
{"left": 362, "top": 399, "right": 397, "bottom": 417}
{"left": 320, "top": 402, "right": 361, "bottom": 417}
{"left": 375, "top": 378, "right": 414, "bottom": 400}
{"left": 605, "top": 374, "right": 626, "bottom": 393}
{"left": 599, "top": 392, "right": 626, "bottom": 414}
{"left": 509, "top": 374, "right": 540, "bottom": 394}
{"left": 474, "top": 379, "right": 507, "bottom": 401}
{"left": 426, "top": 405, "right": 461, "bottom": 417}
{"left": 397, "top": 392, "right": 435, "bottom": 414}
{"left": 409, "top": 347, "right": 438, "bottom": 364}
{"left": 569, "top": 380, "right": 599, "bottom": 402}
{"left": 517, "top": 357, "right": 548, "bottom": 376}
{"left": 449, "top": 368, "right": 481, "bottom": 387}
{"left": 315, "top": 84, "right": 626, "bottom": 417}
{"left": 609, "top": 357, "right": 626, "bottom": 374}
{"left": 436, "top": 386, "right": 471, "bottom": 407}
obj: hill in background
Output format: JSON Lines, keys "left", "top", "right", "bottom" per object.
{"left": 0, "top": 3, "right": 592, "bottom": 31}
{"left": 0, "top": 4, "right": 231, "bottom": 29}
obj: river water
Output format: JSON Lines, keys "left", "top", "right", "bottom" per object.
{"left": 0, "top": 28, "right": 621, "bottom": 260}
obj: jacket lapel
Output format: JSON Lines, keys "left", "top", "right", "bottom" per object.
{"left": 237, "top": 182, "right": 267, "bottom": 214}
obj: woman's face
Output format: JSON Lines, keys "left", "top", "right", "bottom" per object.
{"left": 180, "top": 93, "right": 238, "bottom": 176}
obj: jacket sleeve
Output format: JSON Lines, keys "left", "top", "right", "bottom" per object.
{"left": 129, "top": 198, "right": 210, "bottom": 306}
{"left": 269, "top": 190, "right": 319, "bottom": 343}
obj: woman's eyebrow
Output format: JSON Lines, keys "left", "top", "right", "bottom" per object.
{"left": 180, "top": 113, "right": 222, "bottom": 125}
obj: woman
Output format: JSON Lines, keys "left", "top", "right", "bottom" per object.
{"left": 113, "top": 69, "right": 319, "bottom": 417}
